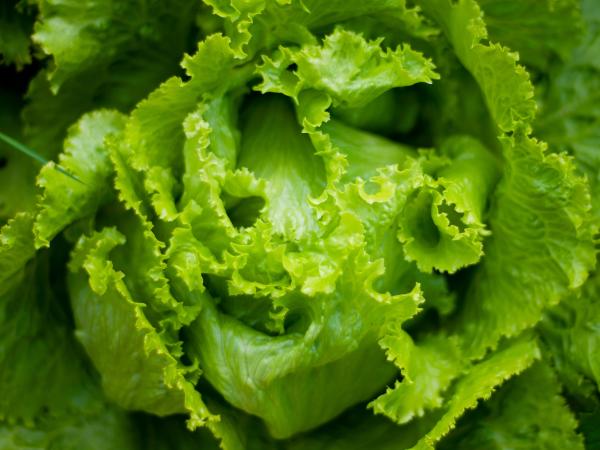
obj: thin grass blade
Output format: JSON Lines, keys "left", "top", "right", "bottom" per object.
{"left": 0, "top": 131, "right": 84, "bottom": 184}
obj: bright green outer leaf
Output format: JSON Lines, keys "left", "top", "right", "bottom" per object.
{"left": 478, "top": 0, "right": 583, "bottom": 71}
{"left": 419, "top": 0, "right": 536, "bottom": 133}
{"left": 439, "top": 363, "right": 584, "bottom": 450}
{"left": 415, "top": 0, "right": 596, "bottom": 357}
{"left": 454, "top": 132, "right": 596, "bottom": 358}
{"left": 34, "top": 110, "right": 126, "bottom": 248}
{"left": 23, "top": 0, "right": 199, "bottom": 158}
{"left": 370, "top": 332, "right": 464, "bottom": 425}
{"left": 180, "top": 34, "right": 253, "bottom": 97}
{"left": 410, "top": 335, "right": 540, "bottom": 450}
{"left": 0, "top": 1, "right": 33, "bottom": 68}
{"left": 67, "top": 227, "right": 216, "bottom": 429}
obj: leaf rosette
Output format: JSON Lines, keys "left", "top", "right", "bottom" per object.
{"left": 0, "top": 0, "right": 598, "bottom": 449}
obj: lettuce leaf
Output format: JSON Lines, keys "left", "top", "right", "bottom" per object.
{"left": 0, "top": 220, "right": 140, "bottom": 449}
{"left": 439, "top": 363, "right": 585, "bottom": 450}
{"left": 67, "top": 227, "right": 214, "bottom": 427}
{"left": 23, "top": 0, "right": 201, "bottom": 158}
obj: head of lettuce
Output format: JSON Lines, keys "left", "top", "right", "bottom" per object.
{"left": 0, "top": 0, "right": 598, "bottom": 449}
